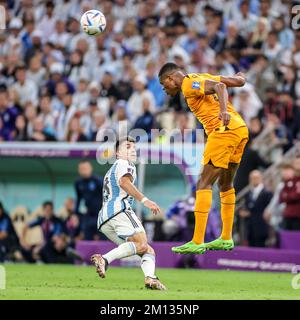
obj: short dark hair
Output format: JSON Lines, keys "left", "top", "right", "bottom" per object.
{"left": 79, "top": 158, "right": 91, "bottom": 165}
{"left": 46, "top": 0, "right": 54, "bottom": 8}
{"left": 42, "top": 201, "right": 53, "bottom": 208}
{"left": 158, "top": 62, "right": 180, "bottom": 79}
{"left": 115, "top": 136, "right": 136, "bottom": 152}
{"left": 15, "top": 64, "right": 26, "bottom": 72}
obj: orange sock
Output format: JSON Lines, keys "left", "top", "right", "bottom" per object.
{"left": 192, "top": 189, "right": 212, "bottom": 244}
{"left": 220, "top": 188, "right": 236, "bottom": 240}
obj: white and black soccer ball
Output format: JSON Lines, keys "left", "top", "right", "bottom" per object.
{"left": 80, "top": 10, "right": 106, "bottom": 36}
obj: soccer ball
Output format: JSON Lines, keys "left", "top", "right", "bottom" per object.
{"left": 80, "top": 10, "right": 106, "bottom": 36}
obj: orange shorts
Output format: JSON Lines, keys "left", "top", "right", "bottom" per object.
{"left": 202, "top": 126, "right": 249, "bottom": 169}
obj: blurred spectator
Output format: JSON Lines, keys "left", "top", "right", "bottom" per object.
{"left": 45, "top": 62, "right": 74, "bottom": 97}
{"left": 279, "top": 156, "right": 300, "bottom": 230}
{"left": 11, "top": 64, "right": 38, "bottom": 108}
{"left": 146, "top": 61, "right": 166, "bottom": 109}
{"left": 132, "top": 96, "right": 155, "bottom": 141}
{"left": 72, "top": 77, "right": 90, "bottom": 111}
{"left": 58, "top": 198, "right": 83, "bottom": 248}
{"left": 21, "top": 201, "right": 73, "bottom": 263}
{"left": 232, "top": 0, "right": 257, "bottom": 39}
{"left": 27, "top": 55, "right": 46, "bottom": 87}
{"left": 0, "top": 202, "right": 21, "bottom": 262}
{"left": 65, "top": 114, "right": 88, "bottom": 142}
{"left": 0, "top": 85, "right": 19, "bottom": 141}
{"left": 29, "top": 117, "right": 56, "bottom": 142}
{"left": 127, "top": 75, "right": 155, "bottom": 123}
{"left": 239, "top": 170, "right": 273, "bottom": 247}
{"left": 65, "top": 49, "right": 90, "bottom": 87}
{"left": 248, "top": 116, "right": 263, "bottom": 140}
{"left": 242, "top": 17, "right": 269, "bottom": 61}
{"left": 233, "top": 84, "right": 263, "bottom": 126}
{"left": 262, "top": 31, "right": 282, "bottom": 62}
{"left": 205, "top": 17, "right": 225, "bottom": 54}
{"left": 49, "top": 18, "right": 71, "bottom": 49}
{"left": 74, "top": 160, "right": 103, "bottom": 240}
{"left": 170, "top": 112, "right": 196, "bottom": 143}
{"left": 247, "top": 54, "right": 276, "bottom": 100}
{"left": 223, "top": 21, "right": 247, "bottom": 61}
{"left": 272, "top": 16, "right": 294, "bottom": 50}
{"left": 93, "top": 111, "right": 111, "bottom": 142}
{"left": 38, "top": 94, "right": 56, "bottom": 135}
{"left": 235, "top": 138, "right": 270, "bottom": 193}
{"left": 36, "top": 1, "right": 56, "bottom": 40}
{"left": 111, "top": 100, "right": 130, "bottom": 138}
{"left": 263, "top": 163, "right": 295, "bottom": 231}
{"left": 14, "top": 114, "right": 28, "bottom": 141}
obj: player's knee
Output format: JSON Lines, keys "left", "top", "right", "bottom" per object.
{"left": 146, "top": 245, "right": 155, "bottom": 256}
{"left": 218, "top": 180, "right": 233, "bottom": 192}
{"left": 136, "top": 242, "right": 148, "bottom": 255}
{"left": 197, "top": 180, "right": 212, "bottom": 190}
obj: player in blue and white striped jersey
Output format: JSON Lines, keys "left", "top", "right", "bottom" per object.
{"left": 97, "top": 157, "right": 136, "bottom": 228}
{"left": 91, "top": 136, "right": 166, "bottom": 290}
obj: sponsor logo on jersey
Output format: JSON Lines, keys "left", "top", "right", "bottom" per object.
{"left": 192, "top": 81, "right": 200, "bottom": 89}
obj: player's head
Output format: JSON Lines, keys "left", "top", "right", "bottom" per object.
{"left": 158, "top": 62, "right": 183, "bottom": 96}
{"left": 115, "top": 136, "right": 137, "bottom": 163}
{"left": 78, "top": 159, "right": 93, "bottom": 178}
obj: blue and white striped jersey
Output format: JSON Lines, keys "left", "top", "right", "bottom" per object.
{"left": 97, "top": 159, "right": 136, "bottom": 228}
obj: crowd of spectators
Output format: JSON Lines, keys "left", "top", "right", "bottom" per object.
{"left": 0, "top": 0, "right": 299, "bottom": 149}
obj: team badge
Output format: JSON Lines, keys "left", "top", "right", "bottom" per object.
{"left": 192, "top": 81, "right": 200, "bottom": 89}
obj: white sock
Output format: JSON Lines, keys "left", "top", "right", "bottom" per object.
{"left": 103, "top": 242, "right": 136, "bottom": 264}
{"left": 141, "top": 253, "right": 156, "bottom": 278}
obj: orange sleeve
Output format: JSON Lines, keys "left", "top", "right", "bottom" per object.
{"left": 181, "top": 74, "right": 205, "bottom": 98}
{"left": 200, "top": 73, "right": 221, "bottom": 82}
{"left": 181, "top": 73, "right": 221, "bottom": 98}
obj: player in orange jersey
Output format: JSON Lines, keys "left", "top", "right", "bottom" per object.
{"left": 159, "top": 63, "right": 248, "bottom": 254}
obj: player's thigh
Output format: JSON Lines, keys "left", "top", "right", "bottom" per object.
{"left": 107, "top": 211, "right": 146, "bottom": 243}
{"left": 202, "top": 130, "right": 238, "bottom": 170}
{"left": 100, "top": 222, "right": 125, "bottom": 245}
{"left": 229, "top": 127, "right": 249, "bottom": 164}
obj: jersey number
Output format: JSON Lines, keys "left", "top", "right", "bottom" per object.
{"left": 103, "top": 177, "right": 110, "bottom": 202}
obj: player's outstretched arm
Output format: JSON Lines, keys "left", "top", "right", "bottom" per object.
{"left": 220, "top": 72, "right": 246, "bottom": 88}
{"left": 119, "top": 175, "right": 161, "bottom": 215}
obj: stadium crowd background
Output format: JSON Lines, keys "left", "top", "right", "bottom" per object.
{"left": 1, "top": 0, "right": 300, "bottom": 263}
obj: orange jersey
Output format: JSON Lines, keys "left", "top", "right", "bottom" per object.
{"left": 181, "top": 73, "right": 246, "bottom": 136}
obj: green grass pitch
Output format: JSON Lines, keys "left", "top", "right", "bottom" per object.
{"left": 0, "top": 264, "right": 299, "bottom": 300}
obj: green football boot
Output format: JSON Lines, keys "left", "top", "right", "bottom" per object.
{"left": 205, "top": 237, "right": 234, "bottom": 251}
{"left": 172, "top": 241, "right": 207, "bottom": 254}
